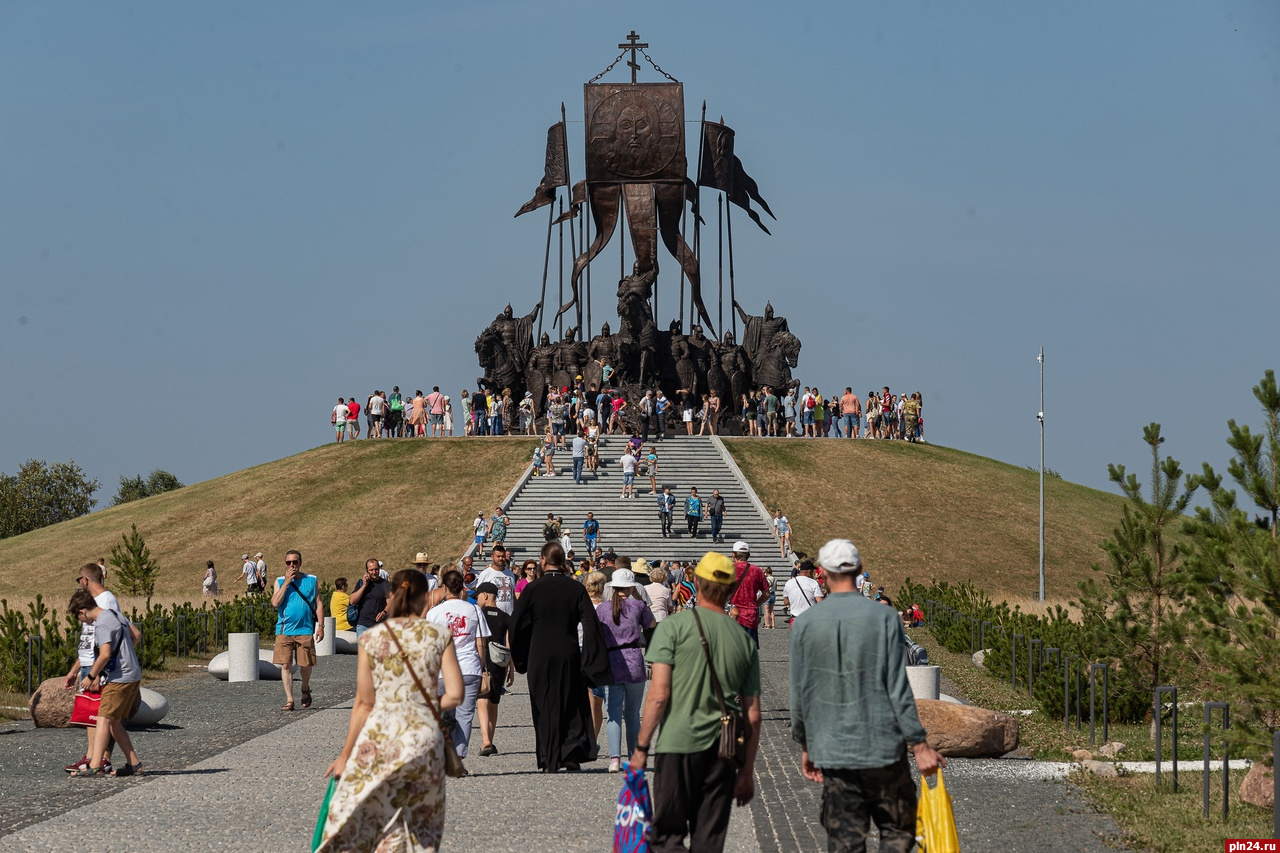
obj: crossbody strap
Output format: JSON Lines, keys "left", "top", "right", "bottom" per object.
{"left": 385, "top": 623, "right": 450, "bottom": 734}
{"left": 691, "top": 608, "right": 729, "bottom": 719}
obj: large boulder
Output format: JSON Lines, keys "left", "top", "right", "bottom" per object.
{"left": 1239, "top": 759, "right": 1274, "bottom": 810}
{"left": 29, "top": 678, "right": 167, "bottom": 728}
{"left": 334, "top": 630, "right": 358, "bottom": 654}
{"left": 29, "top": 677, "right": 76, "bottom": 728}
{"left": 915, "top": 699, "right": 1019, "bottom": 757}
{"left": 207, "top": 649, "right": 299, "bottom": 680}
{"left": 129, "top": 687, "right": 169, "bottom": 727}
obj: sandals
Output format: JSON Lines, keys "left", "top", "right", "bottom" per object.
{"left": 113, "top": 763, "right": 143, "bottom": 777}
{"left": 301, "top": 690, "right": 313, "bottom": 709}
{"left": 281, "top": 701, "right": 295, "bottom": 712}
{"left": 70, "top": 766, "right": 106, "bottom": 778}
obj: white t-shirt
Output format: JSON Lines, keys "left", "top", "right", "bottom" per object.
{"left": 426, "top": 598, "right": 491, "bottom": 677}
{"left": 476, "top": 567, "right": 516, "bottom": 616}
{"left": 784, "top": 576, "right": 822, "bottom": 619}
{"left": 77, "top": 590, "right": 122, "bottom": 666}
{"left": 243, "top": 561, "right": 258, "bottom": 585}
{"left": 559, "top": 533, "right": 573, "bottom": 555}
{"left": 619, "top": 454, "right": 637, "bottom": 475}
{"left": 256, "top": 559, "right": 267, "bottom": 581}
{"left": 369, "top": 395, "right": 385, "bottom": 415}
{"left": 333, "top": 404, "right": 348, "bottom": 423}
{"left": 645, "top": 582, "right": 672, "bottom": 622}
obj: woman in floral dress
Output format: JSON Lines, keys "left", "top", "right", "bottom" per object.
{"left": 319, "top": 570, "right": 465, "bottom": 853}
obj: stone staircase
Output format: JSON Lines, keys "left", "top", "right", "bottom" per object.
{"left": 487, "top": 435, "right": 794, "bottom": 576}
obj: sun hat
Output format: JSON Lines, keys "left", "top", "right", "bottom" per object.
{"left": 732, "top": 540, "right": 750, "bottom": 555}
{"left": 413, "top": 552, "right": 430, "bottom": 565}
{"left": 818, "top": 538, "right": 862, "bottom": 574}
{"left": 605, "top": 568, "right": 643, "bottom": 591}
{"left": 254, "top": 552, "right": 263, "bottom": 558}
{"left": 632, "top": 558, "right": 651, "bottom": 576}
{"left": 694, "top": 552, "right": 735, "bottom": 585}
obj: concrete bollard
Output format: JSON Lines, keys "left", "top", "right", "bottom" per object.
{"left": 907, "top": 665, "right": 941, "bottom": 701}
{"left": 228, "top": 632, "right": 260, "bottom": 682}
{"left": 316, "top": 617, "right": 337, "bottom": 656}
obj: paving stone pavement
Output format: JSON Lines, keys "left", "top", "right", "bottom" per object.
{"left": 3, "top": 659, "right": 756, "bottom": 852}
{"left": 4, "top": 628, "right": 1125, "bottom": 851}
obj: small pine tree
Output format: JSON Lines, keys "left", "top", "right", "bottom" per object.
{"left": 1075, "top": 423, "right": 1197, "bottom": 701}
{"left": 1185, "top": 370, "right": 1280, "bottom": 756}
{"left": 110, "top": 524, "right": 160, "bottom": 607}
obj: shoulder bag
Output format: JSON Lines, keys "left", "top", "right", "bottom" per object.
{"left": 690, "top": 608, "right": 749, "bottom": 769}
{"left": 386, "top": 624, "right": 467, "bottom": 778}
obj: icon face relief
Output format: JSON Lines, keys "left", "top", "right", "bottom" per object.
{"left": 585, "top": 84, "right": 685, "bottom": 183}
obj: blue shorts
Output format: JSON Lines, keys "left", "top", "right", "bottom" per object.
{"left": 623, "top": 472, "right": 635, "bottom": 486}
{"left": 802, "top": 411, "right": 815, "bottom": 425}
{"left": 552, "top": 422, "right": 565, "bottom": 436}
{"left": 591, "top": 686, "right": 605, "bottom": 699}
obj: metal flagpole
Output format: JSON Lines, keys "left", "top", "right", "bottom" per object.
{"left": 690, "top": 100, "right": 706, "bottom": 335}
{"left": 1038, "top": 347, "right": 1046, "bottom": 601}
{"left": 557, "top": 197, "right": 564, "bottom": 337}
{"left": 584, "top": 189, "right": 592, "bottom": 338}
{"left": 652, "top": 184, "right": 659, "bottom": 322}
{"left": 717, "top": 195, "right": 724, "bottom": 336}
{"left": 537, "top": 201, "right": 554, "bottom": 340}
{"left": 678, "top": 180, "right": 687, "bottom": 332}
{"left": 726, "top": 197, "right": 736, "bottom": 341}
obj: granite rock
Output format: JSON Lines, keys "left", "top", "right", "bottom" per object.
{"left": 1239, "top": 759, "right": 1274, "bottom": 809}
{"left": 916, "top": 699, "right": 1018, "bottom": 757}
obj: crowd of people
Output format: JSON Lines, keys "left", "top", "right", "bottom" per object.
{"left": 60, "top": 528, "right": 936, "bottom": 852}
{"left": 328, "top": 382, "right": 929, "bottom": 444}
{"left": 302, "top": 533, "right": 936, "bottom": 852}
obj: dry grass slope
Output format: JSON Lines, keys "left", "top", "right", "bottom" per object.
{"left": 0, "top": 439, "right": 535, "bottom": 601}
{"left": 726, "top": 438, "right": 1125, "bottom": 602}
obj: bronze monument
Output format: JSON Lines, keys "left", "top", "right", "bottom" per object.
{"left": 475, "top": 34, "right": 801, "bottom": 433}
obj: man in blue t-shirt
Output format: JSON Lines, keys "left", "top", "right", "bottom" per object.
{"left": 270, "top": 549, "right": 324, "bottom": 711}
{"left": 582, "top": 512, "right": 600, "bottom": 553}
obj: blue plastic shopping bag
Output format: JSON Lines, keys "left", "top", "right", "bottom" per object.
{"left": 614, "top": 765, "right": 652, "bottom": 853}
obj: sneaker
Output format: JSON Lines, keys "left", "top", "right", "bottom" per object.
{"left": 64, "top": 756, "right": 91, "bottom": 774}
{"left": 608, "top": 757, "right": 622, "bottom": 773}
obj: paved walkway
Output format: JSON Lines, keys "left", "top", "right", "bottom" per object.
{"left": 3, "top": 630, "right": 1124, "bottom": 851}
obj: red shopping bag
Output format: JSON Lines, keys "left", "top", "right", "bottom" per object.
{"left": 70, "top": 692, "right": 102, "bottom": 727}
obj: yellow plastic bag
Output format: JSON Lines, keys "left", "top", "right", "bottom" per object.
{"left": 916, "top": 769, "right": 960, "bottom": 853}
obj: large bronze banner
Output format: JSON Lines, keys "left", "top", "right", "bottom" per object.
{"left": 584, "top": 82, "right": 685, "bottom": 184}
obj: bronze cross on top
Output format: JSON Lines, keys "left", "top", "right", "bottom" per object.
{"left": 618, "top": 30, "right": 648, "bottom": 84}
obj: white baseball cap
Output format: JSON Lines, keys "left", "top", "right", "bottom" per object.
{"left": 732, "top": 540, "right": 750, "bottom": 555}
{"left": 818, "top": 538, "right": 863, "bottom": 574}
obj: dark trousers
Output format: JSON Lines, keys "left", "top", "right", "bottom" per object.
{"left": 660, "top": 511, "right": 673, "bottom": 536}
{"left": 686, "top": 515, "right": 700, "bottom": 536}
{"left": 710, "top": 514, "right": 723, "bottom": 541}
{"left": 572, "top": 456, "right": 584, "bottom": 483}
{"left": 820, "top": 759, "right": 919, "bottom": 853}
{"left": 651, "top": 746, "right": 736, "bottom": 852}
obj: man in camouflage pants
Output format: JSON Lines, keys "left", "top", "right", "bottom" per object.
{"left": 790, "top": 539, "right": 946, "bottom": 852}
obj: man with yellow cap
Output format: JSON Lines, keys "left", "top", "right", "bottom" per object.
{"left": 629, "top": 552, "right": 761, "bottom": 852}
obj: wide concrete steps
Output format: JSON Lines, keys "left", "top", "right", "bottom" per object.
{"left": 495, "top": 435, "right": 792, "bottom": 573}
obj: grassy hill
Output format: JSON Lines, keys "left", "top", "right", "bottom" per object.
{"left": 1, "top": 436, "right": 1124, "bottom": 609}
{"left": 726, "top": 438, "right": 1125, "bottom": 605}
{"left": 0, "top": 439, "right": 534, "bottom": 603}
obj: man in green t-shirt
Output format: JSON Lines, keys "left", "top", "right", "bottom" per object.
{"left": 630, "top": 552, "right": 761, "bottom": 852}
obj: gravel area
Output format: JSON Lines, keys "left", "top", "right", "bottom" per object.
{"left": 0, "top": 655, "right": 358, "bottom": 838}
{"left": 750, "top": 627, "right": 1126, "bottom": 852}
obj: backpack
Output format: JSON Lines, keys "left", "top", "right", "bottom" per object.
{"left": 805, "top": 395, "right": 815, "bottom": 410}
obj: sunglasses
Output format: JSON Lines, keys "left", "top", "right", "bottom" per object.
{"left": 285, "top": 559, "right": 301, "bottom": 566}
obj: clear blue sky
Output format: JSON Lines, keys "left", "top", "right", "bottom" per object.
{"left": 3, "top": 1, "right": 1277, "bottom": 505}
